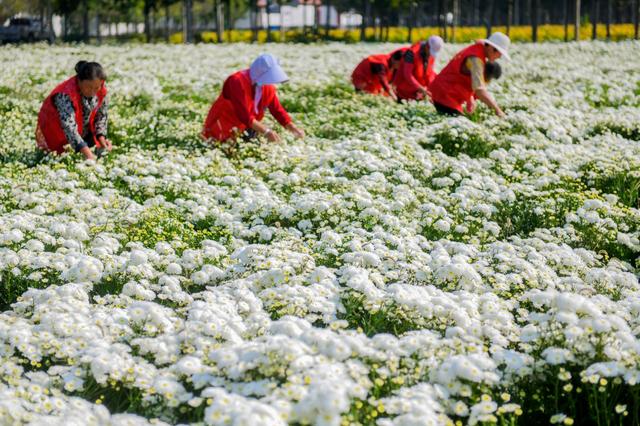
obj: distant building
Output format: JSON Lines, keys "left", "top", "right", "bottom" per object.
{"left": 235, "top": 1, "right": 362, "bottom": 30}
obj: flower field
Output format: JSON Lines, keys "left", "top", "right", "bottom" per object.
{"left": 0, "top": 41, "right": 639, "bottom": 426}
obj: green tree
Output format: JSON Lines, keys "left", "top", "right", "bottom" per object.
{"left": 53, "top": 0, "right": 80, "bottom": 37}
{"left": 143, "top": 0, "right": 158, "bottom": 41}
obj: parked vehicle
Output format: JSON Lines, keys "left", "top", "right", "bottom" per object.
{"left": 0, "top": 17, "right": 55, "bottom": 44}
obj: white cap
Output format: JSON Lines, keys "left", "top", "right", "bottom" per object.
{"left": 249, "top": 53, "right": 289, "bottom": 85}
{"left": 479, "top": 32, "right": 511, "bottom": 61}
{"left": 427, "top": 35, "right": 444, "bottom": 57}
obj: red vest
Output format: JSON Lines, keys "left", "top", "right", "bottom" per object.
{"left": 393, "top": 42, "right": 436, "bottom": 100}
{"left": 36, "top": 76, "right": 107, "bottom": 153}
{"left": 202, "top": 70, "right": 280, "bottom": 142}
{"left": 430, "top": 42, "right": 486, "bottom": 113}
{"left": 351, "top": 54, "right": 392, "bottom": 95}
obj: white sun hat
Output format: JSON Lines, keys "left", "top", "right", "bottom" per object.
{"left": 427, "top": 35, "right": 444, "bottom": 58}
{"left": 479, "top": 32, "right": 511, "bottom": 61}
{"left": 249, "top": 53, "right": 289, "bottom": 85}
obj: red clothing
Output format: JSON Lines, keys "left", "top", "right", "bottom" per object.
{"left": 202, "top": 70, "right": 292, "bottom": 142}
{"left": 392, "top": 42, "right": 436, "bottom": 100}
{"left": 430, "top": 42, "right": 487, "bottom": 114}
{"left": 351, "top": 54, "right": 394, "bottom": 96}
{"left": 36, "top": 76, "right": 107, "bottom": 154}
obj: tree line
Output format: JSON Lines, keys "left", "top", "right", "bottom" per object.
{"left": 1, "top": 0, "right": 639, "bottom": 42}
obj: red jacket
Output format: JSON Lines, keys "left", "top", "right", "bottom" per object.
{"left": 36, "top": 76, "right": 107, "bottom": 154}
{"left": 392, "top": 42, "right": 436, "bottom": 100}
{"left": 430, "top": 42, "right": 487, "bottom": 113}
{"left": 351, "top": 54, "right": 394, "bottom": 96}
{"left": 202, "top": 70, "right": 292, "bottom": 142}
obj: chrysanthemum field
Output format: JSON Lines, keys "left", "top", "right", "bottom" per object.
{"left": 0, "top": 42, "right": 639, "bottom": 426}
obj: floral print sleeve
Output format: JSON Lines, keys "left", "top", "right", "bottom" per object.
{"left": 94, "top": 95, "right": 108, "bottom": 138}
{"left": 53, "top": 93, "right": 88, "bottom": 152}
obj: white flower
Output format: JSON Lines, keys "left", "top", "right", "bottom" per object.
{"left": 166, "top": 262, "right": 182, "bottom": 275}
{"left": 434, "top": 219, "right": 451, "bottom": 233}
{"left": 542, "top": 348, "right": 574, "bottom": 365}
{"left": 453, "top": 401, "right": 469, "bottom": 416}
{"left": 191, "top": 270, "right": 210, "bottom": 285}
{"left": 25, "top": 239, "right": 45, "bottom": 252}
{"left": 129, "top": 250, "right": 148, "bottom": 266}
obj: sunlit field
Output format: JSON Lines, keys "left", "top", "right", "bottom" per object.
{"left": 0, "top": 41, "right": 639, "bottom": 425}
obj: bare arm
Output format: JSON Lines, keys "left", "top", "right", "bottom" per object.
{"left": 466, "top": 57, "right": 504, "bottom": 117}
{"left": 474, "top": 88, "right": 504, "bottom": 117}
{"left": 250, "top": 119, "right": 280, "bottom": 143}
{"left": 371, "top": 62, "right": 397, "bottom": 101}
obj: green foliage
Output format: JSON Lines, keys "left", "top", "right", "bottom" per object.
{"left": 495, "top": 192, "right": 584, "bottom": 239}
{"left": 71, "top": 375, "right": 207, "bottom": 424}
{"left": 93, "top": 205, "right": 231, "bottom": 254}
{"left": 589, "top": 122, "right": 640, "bottom": 141}
{"left": 0, "top": 270, "right": 62, "bottom": 311}
{"left": 90, "top": 273, "right": 129, "bottom": 298}
{"left": 508, "top": 366, "right": 640, "bottom": 426}
{"left": 339, "top": 291, "right": 419, "bottom": 337}
{"left": 586, "top": 171, "right": 640, "bottom": 209}
{"left": 428, "top": 125, "right": 508, "bottom": 158}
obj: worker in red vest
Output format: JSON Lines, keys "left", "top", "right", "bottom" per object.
{"left": 391, "top": 35, "right": 444, "bottom": 101}
{"left": 430, "top": 32, "right": 510, "bottom": 117}
{"left": 351, "top": 51, "right": 403, "bottom": 101}
{"left": 36, "top": 61, "right": 111, "bottom": 160}
{"left": 202, "top": 54, "right": 304, "bottom": 145}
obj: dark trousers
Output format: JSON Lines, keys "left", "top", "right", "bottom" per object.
{"left": 434, "top": 102, "right": 462, "bottom": 116}
{"left": 241, "top": 128, "right": 257, "bottom": 142}
{"left": 84, "top": 132, "right": 96, "bottom": 148}
{"left": 84, "top": 132, "right": 107, "bottom": 158}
